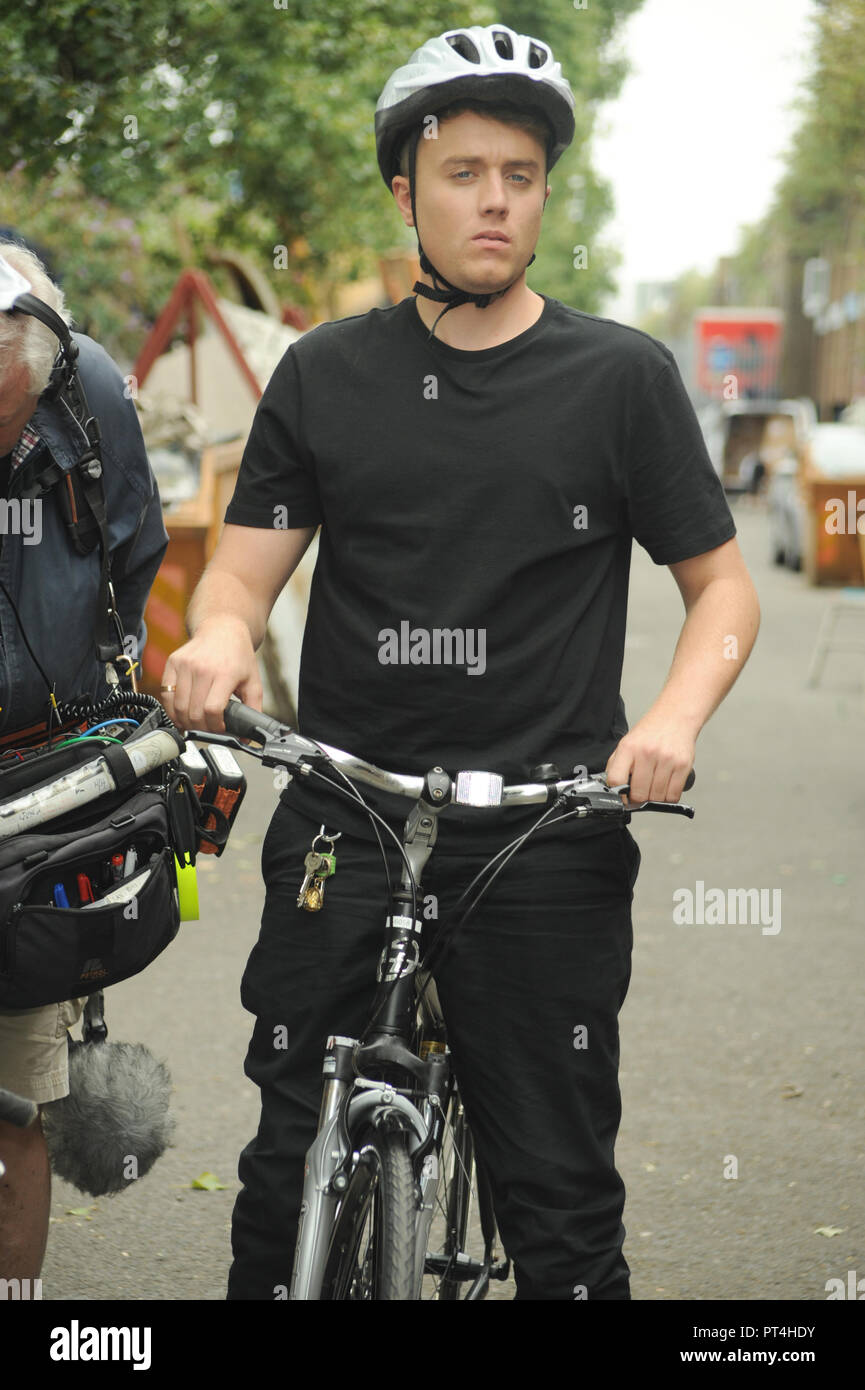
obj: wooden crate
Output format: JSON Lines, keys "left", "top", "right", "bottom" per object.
{"left": 803, "top": 477, "right": 865, "bottom": 586}
{"left": 139, "top": 440, "right": 244, "bottom": 695}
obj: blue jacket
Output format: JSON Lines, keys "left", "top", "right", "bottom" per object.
{"left": 0, "top": 332, "right": 169, "bottom": 733}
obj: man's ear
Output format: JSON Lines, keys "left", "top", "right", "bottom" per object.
{"left": 391, "top": 174, "right": 414, "bottom": 229}
{"left": 542, "top": 184, "right": 551, "bottom": 213}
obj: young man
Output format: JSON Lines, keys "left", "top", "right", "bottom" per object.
{"left": 162, "top": 23, "right": 759, "bottom": 1299}
{"left": 0, "top": 240, "right": 168, "bottom": 1285}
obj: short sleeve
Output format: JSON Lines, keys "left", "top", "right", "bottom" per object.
{"left": 625, "top": 357, "right": 736, "bottom": 565}
{"left": 224, "top": 347, "right": 322, "bottom": 529}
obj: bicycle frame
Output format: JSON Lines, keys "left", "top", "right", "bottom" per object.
{"left": 291, "top": 785, "right": 482, "bottom": 1300}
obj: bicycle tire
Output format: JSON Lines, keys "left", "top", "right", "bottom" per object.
{"left": 321, "top": 1123, "right": 417, "bottom": 1300}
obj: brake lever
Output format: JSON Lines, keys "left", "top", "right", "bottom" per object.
{"left": 184, "top": 729, "right": 258, "bottom": 755}
{"left": 185, "top": 727, "right": 325, "bottom": 771}
{"left": 605, "top": 781, "right": 695, "bottom": 818}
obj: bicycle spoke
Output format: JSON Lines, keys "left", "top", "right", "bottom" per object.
{"left": 420, "top": 1097, "right": 482, "bottom": 1300}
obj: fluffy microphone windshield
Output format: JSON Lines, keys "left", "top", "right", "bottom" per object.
{"left": 41, "top": 1039, "right": 176, "bottom": 1197}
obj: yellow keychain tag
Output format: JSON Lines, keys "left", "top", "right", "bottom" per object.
{"left": 174, "top": 856, "right": 200, "bottom": 921}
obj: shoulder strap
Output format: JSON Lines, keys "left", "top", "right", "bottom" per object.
{"left": 15, "top": 412, "right": 127, "bottom": 667}
{"left": 75, "top": 440, "right": 126, "bottom": 663}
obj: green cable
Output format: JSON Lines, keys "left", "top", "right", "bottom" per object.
{"left": 50, "top": 734, "right": 128, "bottom": 750}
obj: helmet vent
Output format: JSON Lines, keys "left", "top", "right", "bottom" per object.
{"left": 492, "top": 31, "right": 514, "bottom": 60}
{"left": 446, "top": 32, "right": 480, "bottom": 63}
{"left": 528, "top": 42, "right": 549, "bottom": 69}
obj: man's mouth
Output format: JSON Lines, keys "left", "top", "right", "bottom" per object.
{"left": 472, "top": 231, "right": 510, "bottom": 244}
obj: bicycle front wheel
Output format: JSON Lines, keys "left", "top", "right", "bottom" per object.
{"left": 321, "top": 1124, "right": 417, "bottom": 1300}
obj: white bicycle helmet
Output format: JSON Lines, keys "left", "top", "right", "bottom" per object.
{"left": 374, "top": 25, "right": 576, "bottom": 338}
{"left": 376, "top": 25, "right": 575, "bottom": 186}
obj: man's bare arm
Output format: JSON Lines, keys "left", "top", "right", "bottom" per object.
{"left": 162, "top": 522, "right": 317, "bottom": 732}
{"left": 606, "top": 537, "right": 760, "bottom": 803}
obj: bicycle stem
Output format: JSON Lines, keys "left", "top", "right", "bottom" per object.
{"left": 360, "top": 791, "right": 442, "bottom": 1042}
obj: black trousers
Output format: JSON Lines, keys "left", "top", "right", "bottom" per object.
{"left": 227, "top": 798, "right": 641, "bottom": 1301}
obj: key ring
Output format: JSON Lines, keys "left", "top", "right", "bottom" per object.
{"left": 311, "top": 824, "right": 342, "bottom": 854}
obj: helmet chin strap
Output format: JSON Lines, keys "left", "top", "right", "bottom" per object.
{"left": 406, "top": 127, "right": 539, "bottom": 341}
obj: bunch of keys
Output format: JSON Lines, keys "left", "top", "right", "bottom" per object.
{"left": 297, "top": 827, "right": 341, "bottom": 912}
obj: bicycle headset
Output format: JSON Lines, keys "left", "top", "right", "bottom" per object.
{"left": 374, "top": 23, "right": 576, "bottom": 339}
{"left": 0, "top": 252, "right": 132, "bottom": 723}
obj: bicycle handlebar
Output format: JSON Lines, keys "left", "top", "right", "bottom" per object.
{"left": 208, "top": 697, "right": 695, "bottom": 815}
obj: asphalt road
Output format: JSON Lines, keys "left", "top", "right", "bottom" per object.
{"left": 39, "top": 500, "right": 864, "bottom": 1303}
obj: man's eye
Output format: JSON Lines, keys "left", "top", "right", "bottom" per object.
{"left": 453, "top": 170, "right": 474, "bottom": 180}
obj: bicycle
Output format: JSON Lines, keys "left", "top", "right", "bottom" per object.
{"left": 190, "top": 695, "right": 696, "bottom": 1301}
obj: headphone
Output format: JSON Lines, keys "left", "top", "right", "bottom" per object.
{"left": 0, "top": 254, "right": 133, "bottom": 716}
{"left": 0, "top": 255, "right": 75, "bottom": 387}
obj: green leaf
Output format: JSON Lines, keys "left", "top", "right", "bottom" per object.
{"left": 191, "top": 1170, "right": 228, "bottom": 1190}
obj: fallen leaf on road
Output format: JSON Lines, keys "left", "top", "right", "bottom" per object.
{"left": 780, "top": 1084, "right": 803, "bottom": 1099}
{"left": 66, "top": 1206, "right": 93, "bottom": 1216}
{"left": 814, "top": 1226, "right": 844, "bottom": 1237}
{"left": 191, "top": 1171, "right": 228, "bottom": 1191}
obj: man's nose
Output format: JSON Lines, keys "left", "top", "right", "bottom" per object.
{"left": 478, "top": 171, "right": 510, "bottom": 207}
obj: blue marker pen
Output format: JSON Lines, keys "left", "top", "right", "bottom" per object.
{"left": 53, "top": 882, "right": 70, "bottom": 908}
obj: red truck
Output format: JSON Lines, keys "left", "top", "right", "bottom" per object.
{"left": 693, "top": 307, "right": 784, "bottom": 401}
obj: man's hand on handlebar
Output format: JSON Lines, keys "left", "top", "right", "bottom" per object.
{"left": 605, "top": 713, "right": 697, "bottom": 806}
{"left": 160, "top": 616, "right": 263, "bottom": 734}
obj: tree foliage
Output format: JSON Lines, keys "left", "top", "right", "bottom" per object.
{"left": 775, "top": 0, "right": 865, "bottom": 256}
{"left": 1, "top": 0, "right": 644, "bottom": 351}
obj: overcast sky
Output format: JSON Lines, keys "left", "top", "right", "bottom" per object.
{"left": 591, "top": 0, "right": 820, "bottom": 320}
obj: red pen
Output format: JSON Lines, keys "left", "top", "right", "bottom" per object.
{"left": 77, "top": 872, "right": 96, "bottom": 904}
{"left": 110, "top": 853, "right": 124, "bottom": 884}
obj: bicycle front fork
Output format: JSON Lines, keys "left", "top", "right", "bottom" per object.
{"left": 290, "top": 1034, "right": 356, "bottom": 1300}
{"left": 290, "top": 1034, "right": 435, "bottom": 1300}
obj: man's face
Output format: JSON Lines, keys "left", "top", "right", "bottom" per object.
{"left": 0, "top": 363, "right": 38, "bottom": 455}
{"left": 392, "top": 110, "right": 550, "bottom": 297}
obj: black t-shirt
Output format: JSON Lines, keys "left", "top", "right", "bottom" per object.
{"left": 225, "top": 294, "right": 735, "bottom": 847}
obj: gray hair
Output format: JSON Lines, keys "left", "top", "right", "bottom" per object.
{"left": 0, "top": 239, "right": 71, "bottom": 396}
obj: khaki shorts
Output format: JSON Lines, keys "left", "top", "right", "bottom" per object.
{"left": 0, "top": 999, "right": 87, "bottom": 1105}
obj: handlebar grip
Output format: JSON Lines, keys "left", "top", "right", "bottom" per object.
{"left": 223, "top": 696, "right": 289, "bottom": 744}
